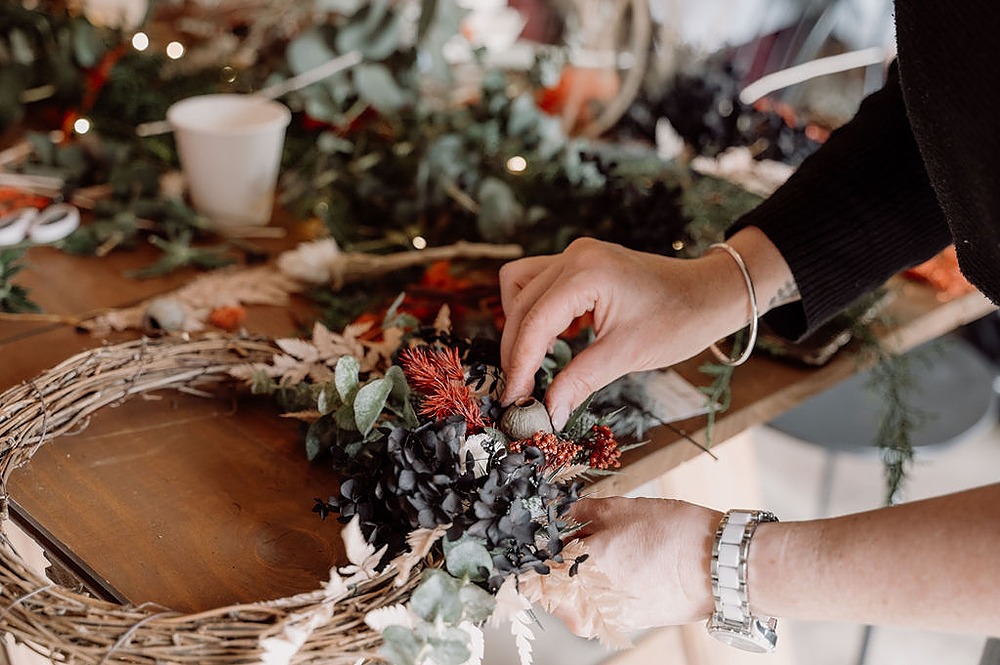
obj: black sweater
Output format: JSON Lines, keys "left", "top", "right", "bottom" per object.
{"left": 729, "top": 2, "right": 1000, "bottom": 340}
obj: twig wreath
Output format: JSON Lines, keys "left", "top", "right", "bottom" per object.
{"left": 0, "top": 337, "right": 422, "bottom": 664}
{"left": 0, "top": 324, "right": 633, "bottom": 665}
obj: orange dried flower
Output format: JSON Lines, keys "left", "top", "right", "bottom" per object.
{"left": 509, "top": 431, "right": 582, "bottom": 471}
{"left": 208, "top": 305, "right": 246, "bottom": 331}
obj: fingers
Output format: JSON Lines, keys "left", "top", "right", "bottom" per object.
{"left": 542, "top": 333, "right": 635, "bottom": 430}
{"left": 499, "top": 260, "right": 598, "bottom": 408}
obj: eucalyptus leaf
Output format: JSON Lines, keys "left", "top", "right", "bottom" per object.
{"left": 71, "top": 20, "right": 104, "bottom": 68}
{"left": 444, "top": 539, "right": 492, "bottom": 582}
{"left": 417, "top": 0, "right": 464, "bottom": 82}
{"left": 385, "top": 365, "right": 410, "bottom": 404}
{"left": 26, "top": 132, "right": 55, "bottom": 166}
{"left": 335, "top": 355, "right": 360, "bottom": 402}
{"left": 458, "top": 583, "right": 496, "bottom": 623}
{"left": 477, "top": 177, "right": 524, "bottom": 242}
{"left": 335, "top": 400, "right": 358, "bottom": 433}
{"left": 381, "top": 624, "right": 424, "bottom": 665}
{"left": 302, "top": 87, "right": 340, "bottom": 124}
{"left": 416, "top": 0, "right": 439, "bottom": 42}
{"left": 354, "top": 377, "right": 392, "bottom": 435}
{"left": 353, "top": 63, "right": 408, "bottom": 113}
{"left": 317, "top": 383, "right": 341, "bottom": 415}
{"left": 506, "top": 94, "right": 541, "bottom": 137}
{"left": 402, "top": 400, "right": 420, "bottom": 429}
{"left": 427, "top": 636, "right": 470, "bottom": 665}
{"left": 287, "top": 27, "right": 338, "bottom": 76}
{"left": 410, "top": 569, "right": 462, "bottom": 623}
{"left": 305, "top": 413, "right": 338, "bottom": 461}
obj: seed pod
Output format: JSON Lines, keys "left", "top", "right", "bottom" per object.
{"left": 500, "top": 396, "right": 553, "bottom": 440}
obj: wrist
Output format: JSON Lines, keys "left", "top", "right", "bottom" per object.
{"left": 724, "top": 226, "right": 799, "bottom": 316}
{"left": 706, "top": 509, "right": 780, "bottom": 653}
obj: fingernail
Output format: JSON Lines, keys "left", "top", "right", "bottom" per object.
{"left": 550, "top": 405, "right": 569, "bottom": 432}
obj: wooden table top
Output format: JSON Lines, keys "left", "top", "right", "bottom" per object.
{"left": 1, "top": 237, "right": 994, "bottom": 614}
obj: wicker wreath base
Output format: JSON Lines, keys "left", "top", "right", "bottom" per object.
{"left": 0, "top": 337, "right": 419, "bottom": 664}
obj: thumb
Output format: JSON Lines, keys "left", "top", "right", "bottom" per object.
{"left": 544, "top": 337, "right": 630, "bottom": 430}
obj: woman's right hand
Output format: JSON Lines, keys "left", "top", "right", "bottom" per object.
{"left": 499, "top": 237, "right": 753, "bottom": 429}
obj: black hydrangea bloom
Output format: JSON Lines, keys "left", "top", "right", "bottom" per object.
{"left": 316, "top": 416, "right": 480, "bottom": 556}
{"left": 382, "top": 417, "right": 479, "bottom": 530}
{"left": 455, "top": 447, "right": 582, "bottom": 589}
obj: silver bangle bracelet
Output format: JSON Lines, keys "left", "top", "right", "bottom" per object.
{"left": 707, "top": 242, "right": 759, "bottom": 367}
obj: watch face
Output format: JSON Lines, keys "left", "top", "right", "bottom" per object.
{"left": 708, "top": 620, "right": 778, "bottom": 654}
{"left": 710, "top": 627, "right": 773, "bottom": 654}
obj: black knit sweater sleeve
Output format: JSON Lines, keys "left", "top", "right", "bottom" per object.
{"left": 727, "top": 64, "right": 952, "bottom": 340}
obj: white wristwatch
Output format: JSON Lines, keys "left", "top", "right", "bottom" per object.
{"left": 706, "top": 509, "right": 779, "bottom": 653}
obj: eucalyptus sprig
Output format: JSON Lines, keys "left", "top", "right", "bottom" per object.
{"left": 0, "top": 247, "right": 40, "bottom": 314}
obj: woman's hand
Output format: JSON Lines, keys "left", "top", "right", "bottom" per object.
{"left": 554, "top": 497, "right": 721, "bottom": 635}
{"left": 499, "top": 229, "right": 798, "bottom": 427}
{"left": 499, "top": 237, "right": 749, "bottom": 428}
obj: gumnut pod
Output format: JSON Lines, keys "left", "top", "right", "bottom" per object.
{"left": 500, "top": 396, "right": 553, "bottom": 440}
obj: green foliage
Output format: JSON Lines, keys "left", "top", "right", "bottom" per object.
{"left": 0, "top": 6, "right": 115, "bottom": 131}
{"left": 304, "top": 354, "right": 416, "bottom": 462}
{"left": 443, "top": 537, "right": 492, "bottom": 582}
{"left": 410, "top": 569, "right": 463, "bottom": 623}
{"left": 126, "top": 233, "right": 234, "bottom": 279}
{"left": 380, "top": 558, "right": 495, "bottom": 665}
{"left": 0, "top": 248, "right": 40, "bottom": 313}
{"left": 851, "top": 306, "right": 932, "bottom": 505}
{"left": 697, "top": 360, "right": 736, "bottom": 444}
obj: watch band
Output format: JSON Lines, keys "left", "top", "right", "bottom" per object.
{"left": 707, "top": 509, "right": 779, "bottom": 653}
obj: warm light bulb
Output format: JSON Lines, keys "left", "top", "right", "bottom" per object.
{"left": 505, "top": 155, "right": 527, "bottom": 173}
{"left": 672, "top": 240, "right": 685, "bottom": 251}
{"left": 412, "top": 235, "right": 428, "bottom": 250}
{"left": 166, "top": 41, "right": 185, "bottom": 60}
{"left": 131, "top": 32, "right": 149, "bottom": 51}
{"left": 73, "top": 117, "right": 92, "bottom": 135}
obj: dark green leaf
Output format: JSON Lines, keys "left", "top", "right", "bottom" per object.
{"left": 305, "top": 414, "right": 338, "bottom": 461}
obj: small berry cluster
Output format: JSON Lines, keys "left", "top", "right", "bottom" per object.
{"left": 583, "top": 424, "right": 621, "bottom": 470}
{"left": 509, "top": 431, "right": 582, "bottom": 470}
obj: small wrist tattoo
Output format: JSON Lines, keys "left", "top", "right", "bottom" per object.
{"left": 768, "top": 280, "right": 800, "bottom": 310}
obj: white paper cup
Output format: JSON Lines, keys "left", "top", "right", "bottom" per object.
{"left": 167, "top": 94, "right": 291, "bottom": 227}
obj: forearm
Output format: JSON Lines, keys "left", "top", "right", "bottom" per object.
{"left": 750, "top": 483, "right": 1000, "bottom": 635}
{"left": 723, "top": 226, "right": 800, "bottom": 315}
{"left": 728, "top": 64, "right": 951, "bottom": 340}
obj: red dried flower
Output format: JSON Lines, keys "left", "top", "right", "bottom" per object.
{"left": 509, "top": 431, "right": 582, "bottom": 471}
{"left": 400, "top": 346, "right": 486, "bottom": 432}
{"left": 584, "top": 424, "right": 621, "bottom": 470}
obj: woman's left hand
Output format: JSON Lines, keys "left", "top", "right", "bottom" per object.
{"left": 554, "top": 496, "right": 721, "bottom": 635}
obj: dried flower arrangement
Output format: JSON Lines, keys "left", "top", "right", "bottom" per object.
{"left": 231, "top": 303, "right": 638, "bottom": 664}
